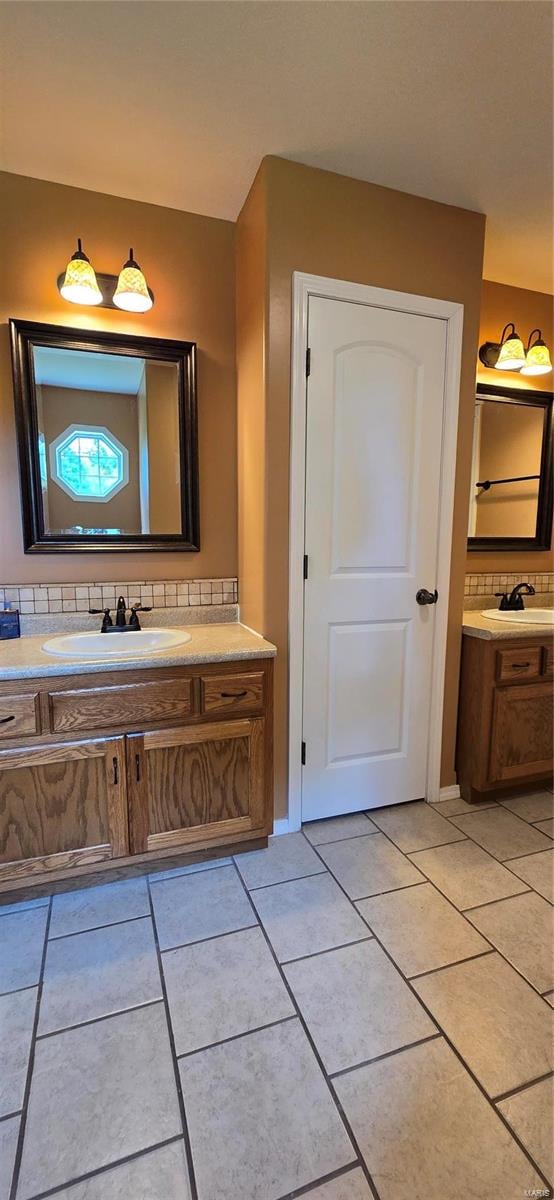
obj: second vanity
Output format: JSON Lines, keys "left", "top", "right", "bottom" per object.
{"left": 0, "top": 623, "right": 275, "bottom": 899}
{"left": 456, "top": 610, "right": 553, "bottom": 804}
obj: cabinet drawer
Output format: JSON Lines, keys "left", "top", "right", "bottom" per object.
{"left": 200, "top": 672, "right": 264, "bottom": 716}
{"left": 49, "top": 678, "right": 194, "bottom": 733}
{"left": 496, "top": 647, "right": 542, "bottom": 683}
{"left": 0, "top": 693, "right": 39, "bottom": 740}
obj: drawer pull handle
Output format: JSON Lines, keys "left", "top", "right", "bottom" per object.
{"left": 112, "top": 757, "right": 119, "bottom": 785}
{"left": 511, "top": 662, "right": 531, "bottom": 670}
{"left": 0, "top": 715, "right": 15, "bottom": 725}
{"left": 135, "top": 753, "right": 141, "bottom": 783}
{"left": 221, "top": 690, "right": 248, "bottom": 699}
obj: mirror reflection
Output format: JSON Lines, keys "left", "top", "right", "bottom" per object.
{"left": 33, "top": 346, "right": 181, "bottom": 537}
{"left": 468, "top": 393, "right": 544, "bottom": 540}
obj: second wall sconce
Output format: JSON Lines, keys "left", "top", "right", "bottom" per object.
{"left": 479, "top": 322, "right": 552, "bottom": 376}
{"left": 58, "top": 240, "right": 154, "bottom": 312}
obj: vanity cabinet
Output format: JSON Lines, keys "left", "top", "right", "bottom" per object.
{"left": 456, "top": 633, "right": 553, "bottom": 802}
{"left": 0, "top": 658, "right": 273, "bottom": 897}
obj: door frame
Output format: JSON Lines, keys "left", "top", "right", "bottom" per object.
{"left": 288, "top": 271, "right": 464, "bottom": 831}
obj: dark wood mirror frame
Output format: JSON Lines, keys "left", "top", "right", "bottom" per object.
{"left": 468, "top": 382, "right": 553, "bottom": 553}
{"left": 9, "top": 319, "right": 199, "bottom": 554}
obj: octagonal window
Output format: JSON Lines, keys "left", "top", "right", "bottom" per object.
{"left": 49, "top": 424, "right": 129, "bottom": 503}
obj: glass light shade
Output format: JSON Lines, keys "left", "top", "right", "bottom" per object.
{"left": 495, "top": 335, "right": 526, "bottom": 370}
{"left": 521, "top": 341, "right": 552, "bottom": 376}
{"left": 113, "top": 253, "right": 153, "bottom": 312}
{"left": 60, "top": 255, "right": 102, "bottom": 306}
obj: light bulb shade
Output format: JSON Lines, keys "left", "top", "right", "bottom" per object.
{"left": 521, "top": 336, "right": 552, "bottom": 376}
{"left": 60, "top": 242, "right": 102, "bottom": 306}
{"left": 495, "top": 335, "right": 526, "bottom": 371}
{"left": 113, "top": 252, "right": 153, "bottom": 312}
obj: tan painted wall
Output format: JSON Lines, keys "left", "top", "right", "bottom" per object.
{"left": 469, "top": 278, "right": 553, "bottom": 572}
{"left": 144, "top": 362, "right": 181, "bottom": 535}
{"left": 0, "top": 171, "right": 237, "bottom": 582}
{"left": 237, "top": 157, "right": 486, "bottom": 813}
{"left": 40, "top": 385, "right": 141, "bottom": 533}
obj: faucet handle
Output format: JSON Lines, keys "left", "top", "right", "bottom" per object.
{"left": 131, "top": 603, "right": 152, "bottom": 613}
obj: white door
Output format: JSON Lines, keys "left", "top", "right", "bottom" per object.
{"left": 302, "top": 295, "right": 448, "bottom": 820}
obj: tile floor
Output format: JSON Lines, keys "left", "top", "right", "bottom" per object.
{"left": 1, "top": 790, "right": 553, "bottom": 1200}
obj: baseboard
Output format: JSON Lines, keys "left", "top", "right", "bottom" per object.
{"left": 433, "top": 784, "right": 461, "bottom": 803}
{"left": 272, "top": 816, "right": 295, "bottom": 836}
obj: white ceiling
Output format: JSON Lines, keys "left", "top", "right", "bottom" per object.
{"left": 34, "top": 347, "right": 145, "bottom": 393}
{"left": 1, "top": 1, "right": 552, "bottom": 293}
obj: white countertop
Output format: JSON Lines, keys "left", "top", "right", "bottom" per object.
{"left": 462, "top": 611, "right": 554, "bottom": 641}
{"left": 0, "top": 622, "right": 276, "bottom": 682}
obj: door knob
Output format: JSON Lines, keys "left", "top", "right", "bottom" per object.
{"left": 416, "top": 588, "right": 438, "bottom": 605}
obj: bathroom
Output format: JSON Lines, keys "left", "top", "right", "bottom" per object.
{"left": 0, "top": 3, "right": 552, "bottom": 1199}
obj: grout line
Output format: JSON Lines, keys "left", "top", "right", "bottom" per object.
{"left": 501, "top": 845, "right": 554, "bottom": 863}
{"left": 146, "top": 880, "right": 199, "bottom": 1200}
{"left": 304, "top": 833, "right": 554, "bottom": 1196}
{"left": 407, "top": 948, "right": 496, "bottom": 981}
{"left": 0, "top": 982, "right": 44, "bottom": 1000}
{"left": 17, "top": 1136, "right": 185, "bottom": 1200}
{"left": 279, "top": 1162, "right": 367, "bottom": 1200}
{"left": 282, "top": 935, "right": 374, "bottom": 966}
{"left": 328, "top": 1033, "right": 443, "bottom": 1080}
{"left": 461, "top": 891, "right": 534, "bottom": 914}
{"left": 303, "top": 830, "right": 380, "bottom": 846}
{"left": 48, "top": 912, "right": 151, "bottom": 941}
{"left": 159, "top": 923, "right": 259, "bottom": 955}
{"left": 370, "top": 836, "right": 469, "bottom": 854}
{"left": 149, "top": 862, "right": 232, "bottom": 889}
{"left": 229, "top": 860, "right": 380, "bottom": 1200}
{"left": 35, "top": 996, "right": 164, "bottom": 1042}
{"left": 493, "top": 1069, "right": 554, "bottom": 1105}
{"left": 247, "top": 868, "right": 327, "bottom": 892}
{"left": 0, "top": 1111, "right": 21, "bottom": 1124}
{"left": 9, "top": 896, "right": 53, "bottom": 1200}
{"left": 176, "top": 1014, "right": 297, "bottom": 1061}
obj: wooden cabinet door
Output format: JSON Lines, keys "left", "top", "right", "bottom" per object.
{"left": 489, "top": 683, "right": 553, "bottom": 783}
{"left": 127, "top": 718, "right": 269, "bottom": 854}
{"left": 0, "top": 737, "right": 127, "bottom": 884}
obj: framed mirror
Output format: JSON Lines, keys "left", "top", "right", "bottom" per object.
{"left": 9, "top": 320, "right": 199, "bottom": 553}
{"left": 468, "top": 382, "right": 553, "bottom": 552}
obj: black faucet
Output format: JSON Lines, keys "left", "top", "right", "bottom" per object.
{"left": 494, "top": 582, "right": 535, "bottom": 612}
{"left": 88, "top": 597, "right": 152, "bottom": 632}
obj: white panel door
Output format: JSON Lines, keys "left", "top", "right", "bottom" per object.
{"left": 302, "top": 294, "right": 448, "bottom": 819}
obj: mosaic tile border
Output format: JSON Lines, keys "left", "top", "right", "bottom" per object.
{"left": 0, "top": 579, "right": 238, "bottom": 616}
{"left": 465, "top": 572, "right": 553, "bottom": 597}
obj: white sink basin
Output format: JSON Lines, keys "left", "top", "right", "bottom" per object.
{"left": 42, "top": 628, "right": 192, "bottom": 659}
{"left": 481, "top": 608, "right": 554, "bottom": 626}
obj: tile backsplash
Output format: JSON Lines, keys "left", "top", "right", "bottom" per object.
{"left": 0, "top": 578, "right": 238, "bottom": 616}
{"left": 464, "top": 571, "right": 553, "bottom": 597}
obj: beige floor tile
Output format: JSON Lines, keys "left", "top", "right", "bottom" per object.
{"left": 498, "top": 1076, "right": 554, "bottom": 1183}
{"left": 0, "top": 907, "right": 48, "bottom": 993}
{"left": 234, "top": 832, "right": 324, "bottom": 889}
{"left": 0, "top": 988, "right": 37, "bottom": 1117}
{"left": 49, "top": 878, "right": 150, "bottom": 938}
{"left": 251, "top": 873, "right": 369, "bottom": 963}
{"left": 300, "top": 1169, "right": 374, "bottom": 1199}
{"left": 39, "top": 918, "right": 162, "bottom": 1035}
{"left": 450, "top": 807, "right": 552, "bottom": 861}
{"left": 432, "top": 797, "right": 498, "bottom": 817}
{"left": 0, "top": 1115, "right": 19, "bottom": 1200}
{"left": 150, "top": 865, "right": 255, "bottom": 950}
{"left": 17, "top": 1003, "right": 182, "bottom": 1200}
{"left": 357, "top": 883, "right": 490, "bottom": 977}
{"left": 303, "top": 814, "right": 377, "bottom": 845}
{"left": 467, "top": 891, "right": 554, "bottom": 993}
{"left": 284, "top": 940, "right": 434, "bottom": 1073}
{"left": 413, "top": 953, "right": 554, "bottom": 1098}
{"left": 179, "top": 1019, "right": 355, "bottom": 1200}
{"left": 318, "top": 834, "right": 424, "bottom": 900}
{"left": 544, "top": 991, "right": 554, "bottom": 1007}
{"left": 53, "top": 1142, "right": 192, "bottom": 1200}
{"left": 508, "top": 849, "right": 554, "bottom": 902}
{"left": 409, "top": 839, "right": 529, "bottom": 909}
{"left": 163, "top": 926, "right": 294, "bottom": 1055}
{"left": 369, "top": 801, "right": 465, "bottom": 852}
{"left": 334, "top": 1037, "right": 544, "bottom": 1200}
{"left": 534, "top": 818, "right": 554, "bottom": 838}
{"left": 501, "top": 789, "right": 554, "bottom": 824}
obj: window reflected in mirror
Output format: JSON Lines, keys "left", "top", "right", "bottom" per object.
{"left": 468, "top": 383, "right": 553, "bottom": 551}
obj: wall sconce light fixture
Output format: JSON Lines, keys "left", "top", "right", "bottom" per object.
{"left": 479, "top": 322, "right": 552, "bottom": 375}
{"left": 57, "top": 240, "right": 154, "bottom": 311}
